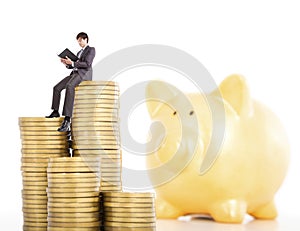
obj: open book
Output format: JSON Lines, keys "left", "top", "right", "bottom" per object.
{"left": 58, "top": 48, "right": 78, "bottom": 62}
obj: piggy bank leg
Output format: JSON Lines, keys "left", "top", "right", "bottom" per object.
{"left": 249, "top": 200, "right": 277, "bottom": 219}
{"left": 209, "top": 200, "right": 247, "bottom": 223}
{"left": 155, "top": 196, "right": 184, "bottom": 218}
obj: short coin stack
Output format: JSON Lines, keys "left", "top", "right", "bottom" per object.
{"left": 72, "top": 81, "right": 122, "bottom": 192}
{"left": 102, "top": 192, "right": 156, "bottom": 231}
{"left": 19, "top": 117, "right": 69, "bottom": 231}
{"left": 47, "top": 157, "right": 101, "bottom": 231}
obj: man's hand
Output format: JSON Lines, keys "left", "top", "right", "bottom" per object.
{"left": 60, "top": 56, "right": 73, "bottom": 65}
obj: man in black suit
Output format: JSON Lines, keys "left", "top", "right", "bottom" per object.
{"left": 46, "top": 32, "right": 96, "bottom": 132}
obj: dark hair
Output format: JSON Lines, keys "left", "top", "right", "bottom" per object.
{"left": 76, "top": 32, "right": 89, "bottom": 43}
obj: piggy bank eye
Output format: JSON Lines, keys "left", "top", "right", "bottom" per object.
{"left": 173, "top": 111, "right": 177, "bottom": 116}
{"left": 189, "top": 110, "right": 194, "bottom": 116}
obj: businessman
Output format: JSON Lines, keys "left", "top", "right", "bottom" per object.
{"left": 46, "top": 32, "right": 96, "bottom": 132}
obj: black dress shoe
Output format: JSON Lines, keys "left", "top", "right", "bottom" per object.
{"left": 46, "top": 111, "right": 60, "bottom": 118}
{"left": 57, "top": 120, "right": 71, "bottom": 132}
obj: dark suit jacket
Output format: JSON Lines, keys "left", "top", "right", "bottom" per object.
{"left": 67, "top": 45, "right": 96, "bottom": 80}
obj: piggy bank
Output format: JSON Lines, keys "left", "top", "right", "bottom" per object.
{"left": 145, "top": 74, "right": 290, "bottom": 223}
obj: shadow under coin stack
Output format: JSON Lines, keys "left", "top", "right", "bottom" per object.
{"left": 19, "top": 117, "right": 69, "bottom": 231}
{"left": 71, "top": 81, "right": 122, "bottom": 192}
{"left": 47, "top": 157, "right": 101, "bottom": 231}
{"left": 102, "top": 192, "right": 156, "bottom": 231}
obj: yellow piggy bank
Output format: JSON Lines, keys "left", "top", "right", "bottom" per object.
{"left": 145, "top": 74, "right": 290, "bottom": 223}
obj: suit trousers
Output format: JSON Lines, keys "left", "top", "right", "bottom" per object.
{"left": 51, "top": 72, "right": 83, "bottom": 117}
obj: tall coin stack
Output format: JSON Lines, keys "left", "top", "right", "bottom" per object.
{"left": 19, "top": 117, "right": 69, "bottom": 231}
{"left": 102, "top": 192, "right": 156, "bottom": 231}
{"left": 47, "top": 157, "right": 101, "bottom": 231}
{"left": 71, "top": 81, "right": 122, "bottom": 192}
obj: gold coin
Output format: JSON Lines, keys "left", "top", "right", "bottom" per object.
{"left": 72, "top": 140, "right": 119, "bottom": 145}
{"left": 21, "top": 149, "right": 69, "bottom": 154}
{"left": 22, "top": 176, "right": 47, "bottom": 182}
{"left": 74, "top": 98, "right": 118, "bottom": 104}
{"left": 22, "top": 170, "right": 47, "bottom": 177}
{"left": 21, "top": 136, "right": 68, "bottom": 140}
{"left": 72, "top": 113, "right": 120, "bottom": 119}
{"left": 48, "top": 202, "right": 99, "bottom": 208}
{"left": 22, "top": 207, "right": 47, "bottom": 214}
{"left": 48, "top": 216, "right": 100, "bottom": 223}
{"left": 73, "top": 103, "right": 118, "bottom": 108}
{"left": 23, "top": 203, "right": 47, "bottom": 209}
{"left": 72, "top": 119, "right": 119, "bottom": 125}
{"left": 22, "top": 144, "right": 68, "bottom": 149}
{"left": 72, "top": 130, "right": 119, "bottom": 136}
{"left": 47, "top": 167, "right": 100, "bottom": 173}
{"left": 23, "top": 226, "right": 48, "bottom": 231}
{"left": 47, "top": 172, "right": 99, "bottom": 179}
{"left": 23, "top": 181, "right": 48, "bottom": 186}
{"left": 22, "top": 162, "right": 49, "bottom": 167}
{"left": 71, "top": 121, "right": 117, "bottom": 126}
{"left": 23, "top": 213, "right": 47, "bottom": 219}
{"left": 47, "top": 187, "right": 99, "bottom": 193}
{"left": 48, "top": 197, "right": 99, "bottom": 203}
{"left": 48, "top": 221, "right": 101, "bottom": 228}
{"left": 19, "top": 117, "right": 64, "bottom": 122}
{"left": 20, "top": 131, "right": 68, "bottom": 136}
{"left": 75, "top": 95, "right": 118, "bottom": 101}
{"left": 74, "top": 107, "right": 118, "bottom": 113}
{"left": 102, "top": 192, "right": 155, "bottom": 198}
{"left": 73, "top": 136, "right": 120, "bottom": 142}
{"left": 21, "top": 157, "right": 53, "bottom": 163}
{"left": 103, "top": 202, "right": 154, "bottom": 208}
{"left": 22, "top": 140, "right": 67, "bottom": 145}
{"left": 73, "top": 149, "right": 120, "bottom": 155}
{"left": 22, "top": 196, "right": 48, "bottom": 202}
{"left": 47, "top": 206, "right": 100, "bottom": 213}
{"left": 23, "top": 185, "right": 47, "bottom": 190}
{"left": 21, "top": 167, "right": 47, "bottom": 172}
{"left": 23, "top": 216, "right": 47, "bottom": 223}
{"left": 47, "top": 191, "right": 99, "bottom": 198}
{"left": 72, "top": 145, "right": 120, "bottom": 150}
{"left": 103, "top": 207, "right": 155, "bottom": 213}
{"left": 75, "top": 88, "right": 119, "bottom": 94}
{"left": 47, "top": 161, "right": 101, "bottom": 168}
{"left": 104, "top": 211, "right": 155, "bottom": 218}
{"left": 103, "top": 197, "right": 154, "bottom": 203}
{"left": 47, "top": 226, "right": 100, "bottom": 231}
{"left": 48, "top": 211, "right": 100, "bottom": 218}
{"left": 71, "top": 127, "right": 118, "bottom": 132}
{"left": 48, "top": 182, "right": 99, "bottom": 188}
{"left": 48, "top": 178, "right": 99, "bottom": 184}
{"left": 78, "top": 81, "right": 118, "bottom": 86}
{"left": 19, "top": 127, "right": 62, "bottom": 131}
{"left": 105, "top": 216, "right": 156, "bottom": 223}
{"left": 104, "top": 227, "right": 155, "bottom": 231}
{"left": 23, "top": 221, "right": 47, "bottom": 227}
{"left": 22, "top": 198, "right": 47, "bottom": 204}
{"left": 48, "top": 156, "right": 100, "bottom": 163}
{"left": 104, "top": 221, "right": 155, "bottom": 228}
{"left": 19, "top": 122, "right": 63, "bottom": 127}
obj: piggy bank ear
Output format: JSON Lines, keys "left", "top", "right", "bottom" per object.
{"left": 146, "top": 81, "right": 178, "bottom": 118}
{"left": 217, "top": 74, "right": 253, "bottom": 116}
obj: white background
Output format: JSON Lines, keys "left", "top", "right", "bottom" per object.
{"left": 1, "top": 0, "right": 300, "bottom": 230}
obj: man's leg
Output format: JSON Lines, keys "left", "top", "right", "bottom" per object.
{"left": 62, "top": 73, "right": 83, "bottom": 118}
{"left": 51, "top": 75, "right": 72, "bottom": 111}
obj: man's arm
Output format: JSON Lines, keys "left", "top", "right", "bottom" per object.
{"left": 73, "top": 47, "right": 96, "bottom": 69}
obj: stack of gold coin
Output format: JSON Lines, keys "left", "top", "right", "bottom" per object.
{"left": 47, "top": 157, "right": 102, "bottom": 230}
{"left": 19, "top": 117, "right": 69, "bottom": 231}
{"left": 102, "top": 192, "right": 156, "bottom": 231}
{"left": 72, "top": 81, "right": 122, "bottom": 192}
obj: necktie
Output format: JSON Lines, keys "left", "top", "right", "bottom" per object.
{"left": 78, "top": 49, "right": 83, "bottom": 58}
